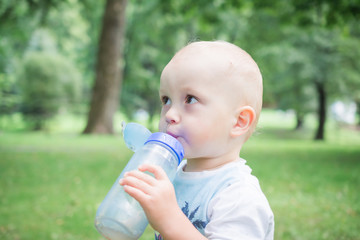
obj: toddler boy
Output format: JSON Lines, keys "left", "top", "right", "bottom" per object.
{"left": 120, "top": 41, "right": 274, "bottom": 239}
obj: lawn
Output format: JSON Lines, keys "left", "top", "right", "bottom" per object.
{"left": 0, "top": 110, "right": 359, "bottom": 239}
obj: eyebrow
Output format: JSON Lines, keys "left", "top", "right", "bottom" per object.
{"left": 182, "top": 85, "right": 203, "bottom": 97}
{"left": 158, "top": 87, "right": 167, "bottom": 96}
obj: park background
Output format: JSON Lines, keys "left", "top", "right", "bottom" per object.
{"left": 0, "top": 0, "right": 359, "bottom": 239}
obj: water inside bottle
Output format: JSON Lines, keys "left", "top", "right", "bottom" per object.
{"left": 95, "top": 217, "right": 142, "bottom": 240}
{"left": 95, "top": 200, "right": 147, "bottom": 240}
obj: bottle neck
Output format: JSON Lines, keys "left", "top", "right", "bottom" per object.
{"left": 145, "top": 141, "right": 181, "bottom": 165}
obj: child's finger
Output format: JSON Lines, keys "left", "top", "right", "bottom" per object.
{"left": 120, "top": 174, "right": 152, "bottom": 194}
{"left": 123, "top": 170, "right": 156, "bottom": 186}
{"left": 122, "top": 185, "right": 149, "bottom": 205}
{"left": 138, "top": 164, "right": 168, "bottom": 180}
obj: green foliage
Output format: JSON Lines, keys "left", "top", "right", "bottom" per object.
{"left": 248, "top": 2, "right": 360, "bottom": 134}
{"left": 45, "top": 0, "right": 95, "bottom": 88}
{"left": 17, "top": 29, "right": 82, "bottom": 130}
{"left": 337, "top": 21, "right": 360, "bottom": 103}
{"left": 0, "top": 73, "right": 21, "bottom": 114}
{"left": 1, "top": 0, "right": 360, "bottom": 134}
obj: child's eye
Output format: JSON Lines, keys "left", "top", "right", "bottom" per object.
{"left": 161, "top": 96, "right": 171, "bottom": 105}
{"left": 185, "top": 95, "right": 198, "bottom": 104}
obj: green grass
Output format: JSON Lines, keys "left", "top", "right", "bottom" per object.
{"left": 0, "top": 133, "right": 132, "bottom": 240}
{"left": 243, "top": 138, "right": 360, "bottom": 239}
{"left": 0, "top": 110, "right": 359, "bottom": 239}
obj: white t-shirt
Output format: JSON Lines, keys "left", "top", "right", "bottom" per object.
{"left": 172, "top": 159, "right": 274, "bottom": 240}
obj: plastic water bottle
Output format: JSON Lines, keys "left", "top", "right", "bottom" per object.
{"left": 95, "top": 132, "right": 184, "bottom": 240}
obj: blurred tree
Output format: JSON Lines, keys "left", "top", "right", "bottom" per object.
{"left": 0, "top": 73, "right": 20, "bottom": 114}
{"left": 258, "top": 40, "right": 316, "bottom": 130}
{"left": 76, "top": 0, "right": 105, "bottom": 97}
{"left": 18, "top": 29, "right": 81, "bottom": 130}
{"left": 288, "top": 0, "right": 360, "bottom": 140}
{"left": 0, "top": 0, "right": 89, "bottom": 115}
{"left": 337, "top": 21, "right": 360, "bottom": 127}
{"left": 2, "top": 0, "right": 359, "bottom": 135}
{"left": 83, "top": 0, "right": 127, "bottom": 134}
{"left": 0, "top": 0, "right": 46, "bottom": 115}
{"left": 308, "top": 29, "right": 339, "bottom": 140}
{"left": 253, "top": 0, "right": 360, "bottom": 139}
{"left": 236, "top": 2, "right": 315, "bottom": 129}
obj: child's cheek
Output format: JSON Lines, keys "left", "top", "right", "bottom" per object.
{"left": 186, "top": 128, "right": 211, "bottom": 149}
{"left": 158, "top": 119, "right": 167, "bottom": 133}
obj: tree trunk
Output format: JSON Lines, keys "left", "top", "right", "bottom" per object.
{"left": 314, "top": 81, "right": 326, "bottom": 140}
{"left": 83, "top": 0, "right": 127, "bottom": 134}
{"left": 295, "top": 112, "right": 304, "bottom": 130}
{"left": 356, "top": 100, "right": 360, "bottom": 128}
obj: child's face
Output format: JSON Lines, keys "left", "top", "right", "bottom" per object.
{"left": 158, "top": 50, "right": 237, "bottom": 160}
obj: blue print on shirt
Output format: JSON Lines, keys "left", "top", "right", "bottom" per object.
{"left": 154, "top": 233, "right": 163, "bottom": 240}
{"left": 182, "top": 201, "right": 207, "bottom": 230}
{"left": 154, "top": 201, "right": 207, "bottom": 240}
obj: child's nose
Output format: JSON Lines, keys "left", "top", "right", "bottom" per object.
{"left": 165, "top": 106, "right": 180, "bottom": 124}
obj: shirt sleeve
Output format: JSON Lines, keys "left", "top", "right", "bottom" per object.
{"left": 204, "top": 181, "right": 274, "bottom": 240}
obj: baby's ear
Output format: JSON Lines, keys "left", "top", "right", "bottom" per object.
{"left": 230, "top": 106, "right": 256, "bottom": 137}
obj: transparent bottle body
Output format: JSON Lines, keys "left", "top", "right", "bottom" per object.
{"left": 95, "top": 142, "right": 179, "bottom": 240}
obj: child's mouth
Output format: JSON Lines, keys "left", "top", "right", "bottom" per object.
{"left": 166, "top": 131, "right": 178, "bottom": 139}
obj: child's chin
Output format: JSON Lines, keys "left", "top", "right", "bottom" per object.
{"left": 183, "top": 151, "right": 197, "bottom": 160}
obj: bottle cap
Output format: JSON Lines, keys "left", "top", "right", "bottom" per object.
{"left": 145, "top": 132, "right": 184, "bottom": 165}
{"left": 122, "top": 122, "right": 152, "bottom": 152}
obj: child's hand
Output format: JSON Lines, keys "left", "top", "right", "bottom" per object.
{"left": 119, "top": 164, "right": 206, "bottom": 239}
{"left": 119, "top": 164, "right": 180, "bottom": 233}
